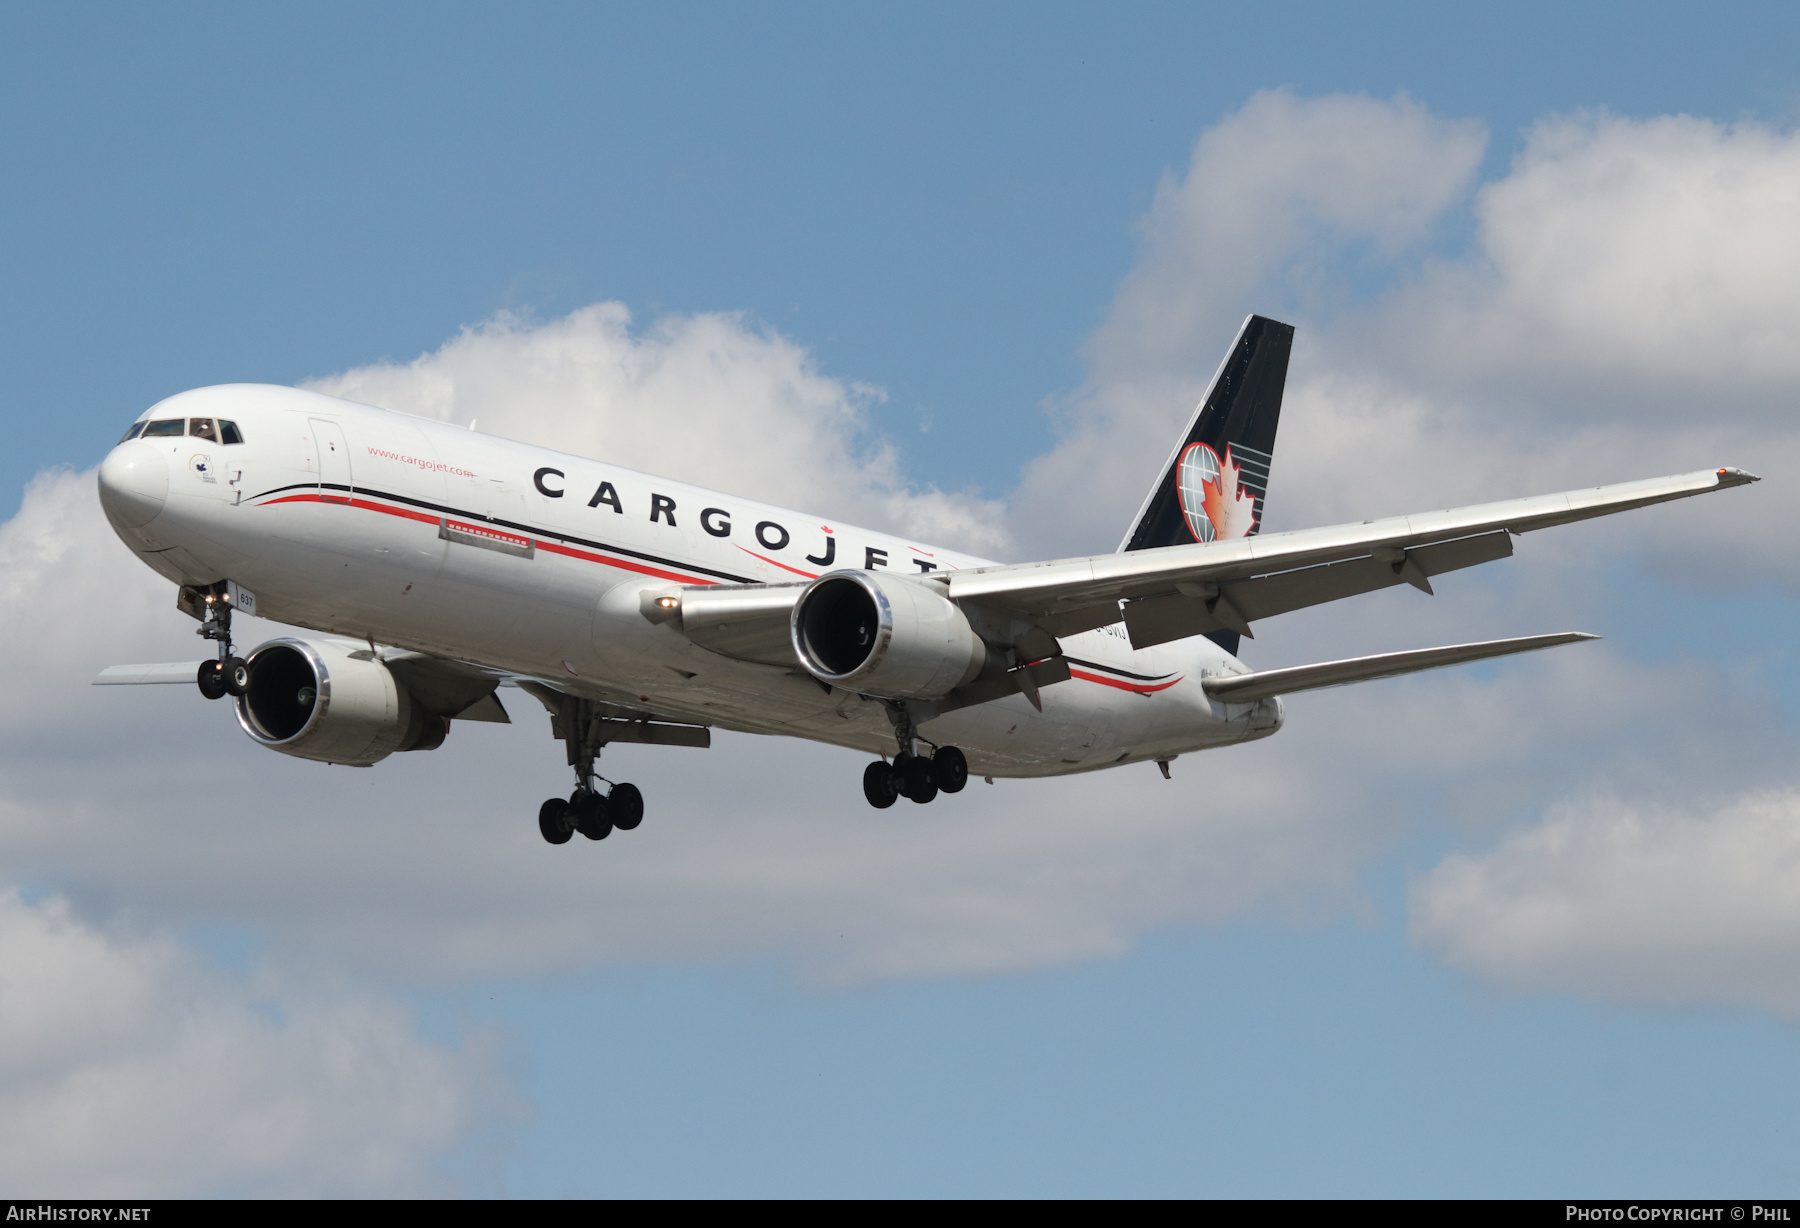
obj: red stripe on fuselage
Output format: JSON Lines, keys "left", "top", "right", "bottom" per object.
{"left": 258, "top": 492, "right": 721, "bottom": 586}
{"left": 736, "top": 545, "right": 817, "bottom": 579}
{"left": 263, "top": 492, "right": 439, "bottom": 525}
{"left": 532, "top": 538, "right": 717, "bottom": 585}
{"left": 1069, "top": 668, "right": 1182, "bottom": 694}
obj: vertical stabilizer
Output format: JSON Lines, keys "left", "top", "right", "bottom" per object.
{"left": 1118, "top": 314, "right": 1293, "bottom": 553}
{"left": 1118, "top": 314, "right": 1294, "bottom": 655}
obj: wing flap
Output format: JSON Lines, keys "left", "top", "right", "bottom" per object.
{"left": 1202, "top": 632, "right": 1597, "bottom": 703}
{"left": 1122, "top": 530, "right": 1514, "bottom": 649}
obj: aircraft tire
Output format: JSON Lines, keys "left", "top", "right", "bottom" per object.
{"left": 196, "top": 660, "right": 228, "bottom": 701}
{"left": 572, "top": 789, "right": 612, "bottom": 840}
{"left": 934, "top": 747, "right": 969, "bottom": 793}
{"left": 224, "top": 656, "right": 250, "bottom": 697}
{"left": 538, "top": 797, "right": 575, "bottom": 845}
{"left": 610, "top": 783, "right": 644, "bottom": 830}
{"left": 863, "top": 761, "right": 899, "bottom": 809}
{"left": 897, "top": 754, "right": 938, "bottom": 804}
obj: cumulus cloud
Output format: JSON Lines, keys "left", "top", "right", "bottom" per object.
{"left": 0, "top": 891, "right": 514, "bottom": 1196}
{"left": 303, "top": 303, "right": 1009, "bottom": 556}
{"left": 1289, "top": 110, "right": 1800, "bottom": 586}
{"left": 1411, "top": 790, "right": 1800, "bottom": 1017}
{"left": 1390, "top": 111, "right": 1800, "bottom": 398}
{"left": 1012, "top": 89, "right": 1487, "bottom": 555}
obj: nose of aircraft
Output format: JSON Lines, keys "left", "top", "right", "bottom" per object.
{"left": 97, "top": 441, "right": 169, "bottom": 528}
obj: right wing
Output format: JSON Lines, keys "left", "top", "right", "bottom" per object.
{"left": 93, "top": 662, "right": 205, "bottom": 685}
{"left": 949, "top": 467, "right": 1758, "bottom": 648}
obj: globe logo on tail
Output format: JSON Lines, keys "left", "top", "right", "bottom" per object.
{"left": 1176, "top": 442, "right": 1258, "bottom": 543}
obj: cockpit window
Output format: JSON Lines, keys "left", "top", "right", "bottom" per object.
{"left": 118, "top": 422, "right": 146, "bottom": 443}
{"left": 219, "top": 419, "right": 244, "bottom": 445}
{"left": 140, "top": 419, "right": 184, "bottom": 438}
{"left": 189, "top": 418, "right": 218, "bottom": 442}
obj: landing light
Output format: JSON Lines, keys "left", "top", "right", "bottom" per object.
{"left": 656, "top": 596, "right": 678, "bottom": 609}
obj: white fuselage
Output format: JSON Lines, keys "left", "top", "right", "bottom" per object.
{"left": 99, "top": 384, "right": 1280, "bottom": 776}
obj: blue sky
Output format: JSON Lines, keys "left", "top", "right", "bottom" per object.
{"left": 4, "top": 1, "right": 1800, "bottom": 1196}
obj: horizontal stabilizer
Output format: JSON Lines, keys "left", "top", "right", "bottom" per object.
{"left": 93, "top": 662, "right": 204, "bottom": 685}
{"left": 1202, "top": 632, "right": 1598, "bottom": 704}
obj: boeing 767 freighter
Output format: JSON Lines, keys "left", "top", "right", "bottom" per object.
{"left": 92, "top": 316, "right": 1757, "bottom": 843}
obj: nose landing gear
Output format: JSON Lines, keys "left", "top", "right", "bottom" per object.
{"left": 186, "top": 583, "right": 248, "bottom": 701}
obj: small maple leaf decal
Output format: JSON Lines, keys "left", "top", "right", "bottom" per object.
{"left": 1200, "top": 444, "right": 1258, "bottom": 540}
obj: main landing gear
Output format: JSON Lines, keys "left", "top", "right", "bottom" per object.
{"left": 537, "top": 695, "right": 647, "bottom": 846}
{"left": 190, "top": 584, "right": 248, "bottom": 702}
{"left": 538, "top": 783, "right": 644, "bottom": 845}
{"left": 862, "top": 702, "right": 970, "bottom": 809}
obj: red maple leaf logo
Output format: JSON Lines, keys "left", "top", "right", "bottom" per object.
{"left": 1200, "top": 444, "right": 1258, "bottom": 540}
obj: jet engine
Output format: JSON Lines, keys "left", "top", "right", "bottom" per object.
{"left": 790, "top": 570, "right": 987, "bottom": 699}
{"left": 235, "top": 637, "right": 449, "bottom": 766}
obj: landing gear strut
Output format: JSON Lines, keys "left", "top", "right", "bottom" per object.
{"left": 534, "top": 694, "right": 647, "bottom": 847}
{"left": 189, "top": 584, "right": 247, "bottom": 702}
{"left": 862, "top": 701, "right": 969, "bottom": 808}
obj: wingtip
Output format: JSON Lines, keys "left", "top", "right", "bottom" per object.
{"left": 1716, "top": 466, "right": 1761, "bottom": 485}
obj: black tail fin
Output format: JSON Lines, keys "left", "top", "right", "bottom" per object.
{"left": 1118, "top": 314, "right": 1293, "bottom": 657}
{"left": 1119, "top": 313, "right": 1293, "bottom": 553}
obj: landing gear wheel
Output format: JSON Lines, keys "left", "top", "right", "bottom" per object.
{"left": 863, "top": 761, "right": 899, "bottom": 809}
{"left": 896, "top": 754, "right": 938, "bottom": 804}
{"left": 538, "top": 797, "right": 574, "bottom": 844}
{"left": 609, "top": 783, "right": 644, "bottom": 831}
{"left": 572, "top": 789, "right": 612, "bottom": 840}
{"left": 224, "top": 656, "right": 250, "bottom": 697}
{"left": 933, "top": 746, "right": 969, "bottom": 794}
{"left": 196, "top": 660, "right": 228, "bottom": 701}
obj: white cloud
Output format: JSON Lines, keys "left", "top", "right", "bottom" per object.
{"left": 1298, "top": 110, "right": 1800, "bottom": 586}
{"left": 1410, "top": 790, "right": 1800, "bottom": 1017}
{"left": 1011, "top": 89, "right": 1487, "bottom": 556}
{"left": 0, "top": 890, "right": 515, "bottom": 1196}
{"left": 1395, "top": 111, "right": 1800, "bottom": 397}
{"left": 303, "top": 303, "right": 1009, "bottom": 557}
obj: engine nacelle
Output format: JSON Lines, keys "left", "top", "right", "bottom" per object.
{"left": 790, "top": 570, "right": 987, "bottom": 699}
{"left": 234, "top": 637, "right": 448, "bottom": 766}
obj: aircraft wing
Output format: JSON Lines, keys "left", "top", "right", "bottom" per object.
{"left": 93, "top": 662, "right": 206, "bottom": 684}
{"left": 949, "top": 467, "right": 1758, "bottom": 649}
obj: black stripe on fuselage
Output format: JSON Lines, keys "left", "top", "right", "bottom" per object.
{"left": 1061, "top": 655, "right": 1178, "bottom": 683}
{"left": 247, "top": 481, "right": 757, "bottom": 584}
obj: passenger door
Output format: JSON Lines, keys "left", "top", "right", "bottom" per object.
{"left": 310, "top": 419, "right": 352, "bottom": 502}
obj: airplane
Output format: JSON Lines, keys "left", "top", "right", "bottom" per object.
{"left": 92, "top": 314, "right": 1758, "bottom": 845}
